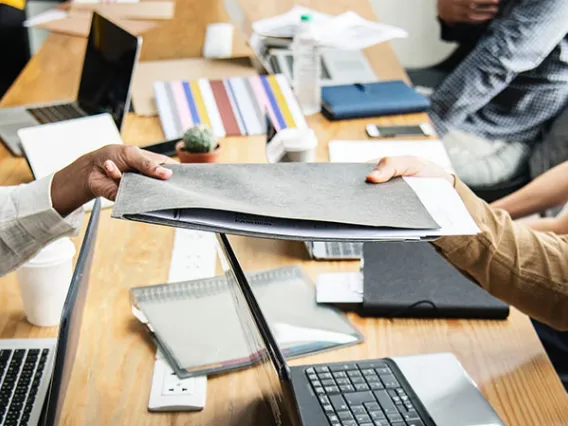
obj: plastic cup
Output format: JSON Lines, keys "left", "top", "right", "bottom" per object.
{"left": 16, "top": 237, "right": 76, "bottom": 327}
{"left": 280, "top": 128, "right": 318, "bottom": 162}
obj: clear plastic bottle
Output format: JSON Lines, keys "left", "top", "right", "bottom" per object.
{"left": 292, "top": 14, "right": 321, "bottom": 115}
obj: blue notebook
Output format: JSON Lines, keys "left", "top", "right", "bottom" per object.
{"left": 321, "top": 80, "right": 430, "bottom": 120}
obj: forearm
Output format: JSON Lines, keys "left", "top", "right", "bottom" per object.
{"left": 491, "top": 161, "right": 568, "bottom": 219}
{"left": 431, "top": 0, "right": 568, "bottom": 134}
{"left": 433, "top": 179, "right": 568, "bottom": 330}
{"left": 0, "top": 176, "right": 83, "bottom": 277}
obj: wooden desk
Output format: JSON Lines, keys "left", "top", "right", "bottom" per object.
{"left": 1, "top": 33, "right": 567, "bottom": 425}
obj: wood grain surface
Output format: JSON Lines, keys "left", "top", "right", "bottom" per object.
{"left": 0, "top": 12, "right": 567, "bottom": 425}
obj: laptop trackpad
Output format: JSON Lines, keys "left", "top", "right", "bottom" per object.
{"left": 393, "top": 353, "right": 505, "bottom": 426}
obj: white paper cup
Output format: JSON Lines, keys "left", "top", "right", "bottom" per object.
{"left": 16, "top": 237, "right": 76, "bottom": 327}
{"left": 280, "top": 128, "right": 318, "bottom": 162}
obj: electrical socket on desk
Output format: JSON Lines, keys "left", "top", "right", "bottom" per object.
{"left": 147, "top": 229, "right": 216, "bottom": 412}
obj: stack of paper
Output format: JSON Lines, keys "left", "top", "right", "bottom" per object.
{"left": 247, "top": 7, "right": 406, "bottom": 75}
{"left": 112, "top": 163, "right": 479, "bottom": 241}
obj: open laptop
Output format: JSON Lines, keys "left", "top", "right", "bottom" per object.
{"left": 269, "top": 49, "right": 377, "bottom": 87}
{"left": 216, "top": 233, "right": 505, "bottom": 426}
{"left": 0, "top": 12, "right": 141, "bottom": 157}
{"left": 0, "top": 198, "right": 100, "bottom": 426}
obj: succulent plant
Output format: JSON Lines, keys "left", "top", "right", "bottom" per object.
{"left": 182, "top": 125, "right": 218, "bottom": 153}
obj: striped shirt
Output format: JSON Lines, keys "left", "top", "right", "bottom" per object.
{"left": 0, "top": 175, "right": 83, "bottom": 277}
{"left": 430, "top": 0, "right": 568, "bottom": 145}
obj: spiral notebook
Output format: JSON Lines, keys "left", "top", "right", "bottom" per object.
{"left": 130, "top": 266, "right": 363, "bottom": 378}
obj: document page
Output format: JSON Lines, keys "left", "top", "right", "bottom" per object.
{"left": 329, "top": 140, "right": 454, "bottom": 172}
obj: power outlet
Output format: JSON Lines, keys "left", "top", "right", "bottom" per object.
{"left": 148, "top": 229, "right": 215, "bottom": 412}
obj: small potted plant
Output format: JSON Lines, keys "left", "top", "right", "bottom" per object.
{"left": 175, "top": 125, "right": 220, "bottom": 163}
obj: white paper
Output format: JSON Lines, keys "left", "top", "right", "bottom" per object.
{"left": 24, "top": 10, "right": 67, "bottom": 27}
{"left": 252, "top": 6, "right": 332, "bottom": 38}
{"left": 404, "top": 177, "right": 480, "bottom": 237}
{"left": 312, "top": 11, "right": 408, "bottom": 51}
{"left": 316, "top": 272, "right": 364, "bottom": 304}
{"left": 329, "top": 139, "right": 455, "bottom": 173}
{"left": 252, "top": 8, "right": 406, "bottom": 51}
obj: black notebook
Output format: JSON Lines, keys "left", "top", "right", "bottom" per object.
{"left": 359, "top": 242, "right": 509, "bottom": 319}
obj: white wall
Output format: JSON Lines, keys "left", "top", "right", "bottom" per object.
{"left": 370, "top": 0, "right": 456, "bottom": 69}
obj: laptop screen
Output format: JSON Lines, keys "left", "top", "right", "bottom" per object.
{"left": 77, "top": 13, "right": 140, "bottom": 130}
{"left": 215, "top": 234, "right": 302, "bottom": 426}
{"left": 40, "top": 199, "right": 101, "bottom": 426}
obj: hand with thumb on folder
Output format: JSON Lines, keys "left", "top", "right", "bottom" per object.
{"left": 366, "top": 155, "right": 454, "bottom": 186}
{"left": 365, "top": 156, "right": 568, "bottom": 331}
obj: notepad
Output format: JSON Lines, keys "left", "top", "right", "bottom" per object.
{"left": 130, "top": 266, "right": 363, "bottom": 378}
{"left": 153, "top": 74, "right": 307, "bottom": 139}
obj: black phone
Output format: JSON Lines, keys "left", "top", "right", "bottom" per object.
{"left": 365, "top": 123, "right": 435, "bottom": 138}
{"left": 141, "top": 138, "right": 181, "bottom": 157}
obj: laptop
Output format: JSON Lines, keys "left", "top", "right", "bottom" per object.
{"left": 268, "top": 49, "right": 377, "bottom": 87}
{"left": 0, "top": 12, "right": 141, "bottom": 157}
{"left": 0, "top": 198, "right": 100, "bottom": 426}
{"left": 216, "top": 233, "right": 506, "bottom": 426}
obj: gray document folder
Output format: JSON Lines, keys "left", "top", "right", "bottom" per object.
{"left": 112, "top": 163, "right": 440, "bottom": 241}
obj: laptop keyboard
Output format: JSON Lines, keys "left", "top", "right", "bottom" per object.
{"left": 325, "top": 242, "right": 363, "bottom": 259}
{"left": 306, "top": 361, "right": 427, "bottom": 426}
{"left": 27, "top": 104, "right": 85, "bottom": 124}
{"left": 0, "top": 348, "right": 49, "bottom": 426}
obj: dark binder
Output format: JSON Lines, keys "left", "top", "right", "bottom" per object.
{"left": 321, "top": 80, "right": 430, "bottom": 121}
{"left": 359, "top": 242, "right": 509, "bottom": 319}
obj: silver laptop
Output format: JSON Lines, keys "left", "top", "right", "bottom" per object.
{"left": 0, "top": 12, "right": 141, "bottom": 157}
{"left": 269, "top": 48, "right": 377, "bottom": 87}
{"left": 0, "top": 198, "right": 100, "bottom": 426}
{"left": 216, "top": 233, "right": 505, "bottom": 426}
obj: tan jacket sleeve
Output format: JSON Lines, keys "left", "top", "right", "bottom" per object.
{"left": 433, "top": 178, "right": 568, "bottom": 331}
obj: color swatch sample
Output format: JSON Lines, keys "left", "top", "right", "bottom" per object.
{"left": 154, "top": 74, "right": 308, "bottom": 139}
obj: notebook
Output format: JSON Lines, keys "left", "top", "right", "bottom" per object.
{"left": 130, "top": 266, "right": 363, "bottom": 378}
{"left": 18, "top": 113, "right": 122, "bottom": 211}
{"left": 111, "top": 163, "right": 480, "bottom": 241}
{"left": 359, "top": 242, "right": 510, "bottom": 319}
{"left": 153, "top": 74, "right": 307, "bottom": 139}
{"left": 321, "top": 80, "right": 430, "bottom": 121}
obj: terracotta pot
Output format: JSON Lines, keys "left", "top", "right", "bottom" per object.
{"left": 175, "top": 141, "right": 221, "bottom": 163}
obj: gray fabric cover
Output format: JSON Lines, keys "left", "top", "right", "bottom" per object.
{"left": 112, "top": 163, "right": 437, "bottom": 230}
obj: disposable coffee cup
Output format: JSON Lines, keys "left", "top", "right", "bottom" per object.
{"left": 16, "top": 237, "right": 76, "bottom": 327}
{"left": 280, "top": 128, "right": 318, "bottom": 162}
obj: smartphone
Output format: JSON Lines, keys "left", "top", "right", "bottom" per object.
{"left": 142, "top": 138, "right": 181, "bottom": 157}
{"left": 365, "top": 123, "right": 435, "bottom": 138}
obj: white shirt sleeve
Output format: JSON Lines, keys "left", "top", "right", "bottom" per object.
{"left": 0, "top": 174, "right": 84, "bottom": 277}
